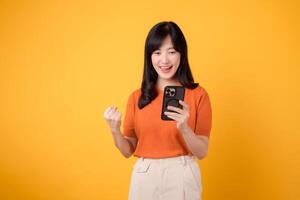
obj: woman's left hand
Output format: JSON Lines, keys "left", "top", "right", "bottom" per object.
{"left": 164, "top": 100, "right": 190, "bottom": 132}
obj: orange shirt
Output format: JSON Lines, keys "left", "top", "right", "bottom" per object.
{"left": 122, "top": 85, "right": 212, "bottom": 158}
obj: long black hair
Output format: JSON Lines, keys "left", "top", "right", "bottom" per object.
{"left": 138, "top": 21, "right": 199, "bottom": 109}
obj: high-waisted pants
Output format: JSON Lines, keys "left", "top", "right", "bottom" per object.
{"left": 128, "top": 155, "right": 202, "bottom": 200}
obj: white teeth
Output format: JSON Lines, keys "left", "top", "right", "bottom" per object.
{"left": 160, "top": 65, "right": 172, "bottom": 73}
{"left": 160, "top": 66, "right": 172, "bottom": 69}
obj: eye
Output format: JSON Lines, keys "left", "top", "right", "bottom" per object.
{"left": 153, "top": 52, "right": 160, "bottom": 55}
{"left": 169, "top": 51, "right": 176, "bottom": 54}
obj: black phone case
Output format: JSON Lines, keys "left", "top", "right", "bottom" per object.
{"left": 161, "top": 86, "right": 185, "bottom": 120}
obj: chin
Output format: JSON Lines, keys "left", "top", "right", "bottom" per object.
{"left": 158, "top": 73, "right": 176, "bottom": 80}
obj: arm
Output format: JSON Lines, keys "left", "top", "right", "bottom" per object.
{"left": 166, "top": 93, "right": 212, "bottom": 160}
{"left": 179, "top": 126, "right": 209, "bottom": 160}
{"left": 103, "top": 105, "right": 137, "bottom": 159}
{"left": 111, "top": 129, "right": 137, "bottom": 158}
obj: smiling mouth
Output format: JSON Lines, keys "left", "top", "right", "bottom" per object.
{"left": 159, "top": 66, "right": 173, "bottom": 72}
{"left": 159, "top": 66, "right": 173, "bottom": 73}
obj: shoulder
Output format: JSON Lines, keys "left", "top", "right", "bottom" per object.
{"left": 186, "top": 84, "right": 211, "bottom": 106}
{"left": 132, "top": 88, "right": 142, "bottom": 97}
{"left": 187, "top": 84, "right": 209, "bottom": 97}
{"left": 127, "top": 88, "right": 142, "bottom": 102}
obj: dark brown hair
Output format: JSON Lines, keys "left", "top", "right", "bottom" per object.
{"left": 138, "top": 21, "right": 199, "bottom": 109}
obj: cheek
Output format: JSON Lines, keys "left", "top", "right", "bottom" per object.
{"left": 151, "top": 55, "right": 154, "bottom": 63}
{"left": 172, "top": 55, "right": 180, "bottom": 66}
{"left": 151, "top": 57, "right": 158, "bottom": 71}
{"left": 151, "top": 56, "right": 159, "bottom": 67}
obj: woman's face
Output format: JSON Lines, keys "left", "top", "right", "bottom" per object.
{"left": 151, "top": 35, "right": 181, "bottom": 80}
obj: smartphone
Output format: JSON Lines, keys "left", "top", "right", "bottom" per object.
{"left": 161, "top": 86, "right": 185, "bottom": 121}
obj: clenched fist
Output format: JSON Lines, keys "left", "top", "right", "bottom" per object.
{"left": 103, "top": 106, "right": 122, "bottom": 133}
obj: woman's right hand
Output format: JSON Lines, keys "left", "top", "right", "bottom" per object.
{"left": 103, "top": 106, "right": 122, "bottom": 133}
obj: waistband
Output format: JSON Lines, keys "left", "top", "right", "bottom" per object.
{"left": 137, "top": 155, "right": 196, "bottom": 166}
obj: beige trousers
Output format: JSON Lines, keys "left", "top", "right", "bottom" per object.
{"left": 128, "top": 155, "right": 202, "bottom": 200}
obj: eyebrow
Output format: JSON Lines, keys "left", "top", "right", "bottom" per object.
{"left": 156, "top": 47, "right": 175, "bottom": 50}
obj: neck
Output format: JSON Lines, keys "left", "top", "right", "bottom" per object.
{"left": 156, "top": 77, "right": 182, "bottom": 92}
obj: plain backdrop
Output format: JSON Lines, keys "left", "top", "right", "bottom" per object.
{"left": 0, "top": 0, "right": 299, "bottom": 199}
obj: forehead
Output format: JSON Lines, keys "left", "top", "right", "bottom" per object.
{"left": 159, "top": 35, "right": 174, "bottom": 50}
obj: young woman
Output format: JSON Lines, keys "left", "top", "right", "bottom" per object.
{"left": 104, "top": 21, "right": 212, "bottom": 200}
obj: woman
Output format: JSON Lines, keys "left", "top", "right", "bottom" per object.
{"left": 104, "top": 21, "right": 212, "bottom": 200}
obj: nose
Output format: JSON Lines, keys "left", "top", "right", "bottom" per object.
{"left": 161, "top": 53, "right": 169, "bottom": 64}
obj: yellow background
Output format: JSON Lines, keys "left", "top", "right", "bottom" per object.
{"left": 0, "top": 0, "right": 299, "bottom": 199}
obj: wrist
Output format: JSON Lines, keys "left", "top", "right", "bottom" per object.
{"left": 179, "top": 124, "right": 191, "bottom": 135}
{"left": 111, "top": 128, "right": 121, "bottom": 135}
